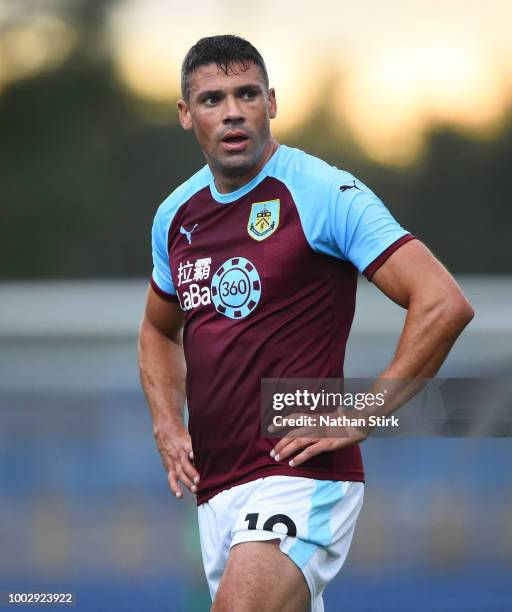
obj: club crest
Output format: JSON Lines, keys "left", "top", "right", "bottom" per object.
{"left": 247, "top": 199, "right": 280, "bottom": 242}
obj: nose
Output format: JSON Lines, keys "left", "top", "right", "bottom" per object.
{"left": 222, "top": 94, "right": 244, "bottom": 124}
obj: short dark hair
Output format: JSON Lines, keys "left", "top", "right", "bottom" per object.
{"left": 181, "top": 35, "right": 269, "bottom": 101}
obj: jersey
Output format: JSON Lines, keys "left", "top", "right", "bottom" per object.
{"left": 150, "top": 145, "right": 414, "bottom": 504}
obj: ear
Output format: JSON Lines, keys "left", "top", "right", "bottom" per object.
{"left": 177, "top": 99, "right": 193, "bottom": 130}
{"left": 268, "top": 88, "right": 277, "bottom": 120}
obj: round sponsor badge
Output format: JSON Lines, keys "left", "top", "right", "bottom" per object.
{"left": 210, "top": 257, "right": 261, "bottom": 319}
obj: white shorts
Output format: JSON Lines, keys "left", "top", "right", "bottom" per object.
{"left": 197, "top": 475, "right": 364, "bottom": 612}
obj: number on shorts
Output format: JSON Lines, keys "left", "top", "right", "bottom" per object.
{"left": 244, "top": 512, "right": 297, "bottom": 537}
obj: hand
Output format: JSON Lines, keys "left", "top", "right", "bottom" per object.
{"left": 269, "top": 414, "right": 370, "bottom": 467}
{"left": 154, "top": 421, "right": 200, "bottom": 499}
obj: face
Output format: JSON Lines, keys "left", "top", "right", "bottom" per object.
{"left": 177, "top": 62, "right": 277, "bottom": 178}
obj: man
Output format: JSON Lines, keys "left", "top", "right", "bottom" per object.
{"left": 138, "top": 35, "right": 473, "bottom": 612}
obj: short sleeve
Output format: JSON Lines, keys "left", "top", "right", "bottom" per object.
{"left": 151, "top": 209, "right": 176, "bottom": 298}
{"left": 329, "top": 176, "right": 413, "bottom": 278}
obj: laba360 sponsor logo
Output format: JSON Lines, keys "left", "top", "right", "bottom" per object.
{"left": 181, "top": 283, "right": 211, "bottom": 310}
{"left": 177, "top": 257, "right": 213, "bottom": 311}
{"left": 177, "top": 256, "right": 261, "bottom": 319}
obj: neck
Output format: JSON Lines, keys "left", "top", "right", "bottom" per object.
{"left": 212, "top": 139, "right": 279, "bottom": 194}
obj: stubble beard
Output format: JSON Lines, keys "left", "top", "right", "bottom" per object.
{"left": 210, "top": 142, "right": 263, "bottom": 178}
{"left": 214, "top": 155, "right": 254, "bottom": 177}
{"left": 212, "top": 133, "right": 272, "bottom": 178}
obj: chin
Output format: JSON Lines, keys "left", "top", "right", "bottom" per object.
{"left": 217, "top": 155, "right": 254, "bottom": 177}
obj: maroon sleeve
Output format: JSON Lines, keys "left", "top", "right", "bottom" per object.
{"left": 150, "top": 275, "right": 179, "bottom": 302}
{"left": 363, "top": 234, "right": 416, "bottom": 281}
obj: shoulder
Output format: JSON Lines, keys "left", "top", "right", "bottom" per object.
{"left": 153, "top": 165, "right": 211, "bottom": 230}
{"left": 268, "top": 145, "right": 358, "bottom": 195}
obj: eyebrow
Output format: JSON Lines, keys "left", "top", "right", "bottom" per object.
{"left": 196, "top": 83, "right": 263, "bottom": 102}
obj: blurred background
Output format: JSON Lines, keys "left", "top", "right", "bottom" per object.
{"left": 0, "top": 0, "right": 511, "bottom": 610}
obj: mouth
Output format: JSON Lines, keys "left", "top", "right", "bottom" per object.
{"left": 221, "top": 131, "right": 250, "bottom": 152}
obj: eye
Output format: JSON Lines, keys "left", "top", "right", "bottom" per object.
{"left": 242, "top": 90, "right": 258, "bottom": 100}
{"left": 204, "top": 95, "right": 221, "bottom": 106}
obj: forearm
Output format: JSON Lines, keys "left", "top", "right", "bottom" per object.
{"left": 381, "top": 295, "right": 473, "bottom": 379}
{"left": 138, "top": 292, "right": 198, "bottom": 497}
{"left": 370, "top": 292, "right": 474, "bottom": 417}
{"left": 138, "top": 322, "right": 187, "bottom": 432}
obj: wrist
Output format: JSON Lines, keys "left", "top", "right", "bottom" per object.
{"left": 152, "top": 414, "right": 185, "bottom": 437}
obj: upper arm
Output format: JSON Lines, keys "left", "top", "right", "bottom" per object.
{"left": 370, "top": 239, "right": 469, "bottom": 310}
{"left": 141, "top": 285, "right": 184, "bottom": 341}
{"left": 290, "top": 162, "right": 411, "bottom": 273}
{"left": 151, "top": 203, "right": 176, "bottom": 298}
{"left": 147, "top": 201, "right": 183, "bottom": 338}
{"left": 330, "top": 182, "right": 411, "bottom": 275}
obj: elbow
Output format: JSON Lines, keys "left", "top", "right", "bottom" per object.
{"left": 440, "top": 292, "right": 475, "bottom": 335}
{"left": 413, "top": 286, "right": 474, "bottom": 338}
{"left": 138, "top": 316, "right": 159, "bottom": 358}
{"left": 138, "top": 316, "right": 152, "bottom": 341}
{"left": 137, "top": 321, "right": 148, "bottom": 364}
{"left": 458, "top": 298, "right": 475, "bottom": 327}
{"left": 138, "top": 317, "right": 149, "bottom": 349}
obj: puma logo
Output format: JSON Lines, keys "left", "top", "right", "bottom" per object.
{"left": 340, "top": 180, "right": 361, "bottom": 192}
{"left": 180, "top": 224, "right": 199, "bottom": 245}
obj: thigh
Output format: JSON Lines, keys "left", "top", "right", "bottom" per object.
{"left": 198, "top": 479, "right": 262, "bottom": 599}
{"left": 230, "top": 477, "right": 364, "bottom": 609}
{"left": 212, "top": 539, "right": 309, "bottom": 612}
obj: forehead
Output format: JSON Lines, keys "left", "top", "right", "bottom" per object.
{"left": 188, "top": 62, "right": 266, "bottom": 96}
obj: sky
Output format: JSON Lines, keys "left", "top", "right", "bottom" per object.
{"left": 1, "top": 0, "right": 512, "bottom": 165}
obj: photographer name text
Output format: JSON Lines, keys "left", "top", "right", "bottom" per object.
{"left": 272, "top": 414, "right": 399, "bottom": 428}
